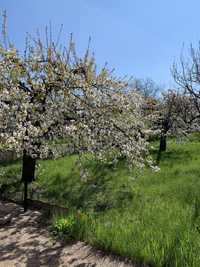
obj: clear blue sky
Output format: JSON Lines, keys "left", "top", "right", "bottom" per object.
{"left": 1, "top": 0, "right": 200, "bottom": 88}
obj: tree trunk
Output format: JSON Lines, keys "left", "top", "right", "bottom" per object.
{"left": 23, "top": 177, "right": 28, "bottom": 212}
{"left": 21, "top": 151, "right": 36, "bottom": 212}
{"left": 159, "top": 134, "right": 167, "bottom": 152}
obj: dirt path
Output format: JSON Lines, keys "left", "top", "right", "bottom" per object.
{"left": 0, "top": 201, "right": 146, "bottom": 267}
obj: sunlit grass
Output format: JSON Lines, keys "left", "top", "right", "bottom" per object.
{"left": 1, "top": 137, "right": 200, "bottom": 266}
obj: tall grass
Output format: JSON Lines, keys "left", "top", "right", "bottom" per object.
{"left": 50, "top": 140, "right": 200, "bottom": 267}
{"left": 1, "top": 137, "right": 200, "bottom": 266}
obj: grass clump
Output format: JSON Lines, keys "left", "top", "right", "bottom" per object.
{"left": 52, "top": 211, "right": 94, "bottom": 242}
{"left": 52, "top": 215, "right": 77, "bottom": 240}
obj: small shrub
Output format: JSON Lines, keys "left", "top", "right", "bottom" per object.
{"left": 53, "top": 215, "right": 77, "bottom": 240}
{"left": 52, "top": 212, "right": 94, "bottom": 241}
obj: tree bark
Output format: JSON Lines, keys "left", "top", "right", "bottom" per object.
{"left": 23, "top": 177, "right": 28, "bottom": 212}
{"left": 21, "top": 151, "right": 36, "bottom": 212}
{"left": 159, "top": 134, "right": 167, "bottom": 152}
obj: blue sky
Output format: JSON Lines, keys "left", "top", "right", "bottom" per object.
{"left": 1, "top": 0, "right": 200, "bottom": 88}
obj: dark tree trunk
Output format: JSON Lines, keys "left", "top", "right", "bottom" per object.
{"left": 159, "top": 134, "right": 167, "bottom": 152}
{"left": 23, "top": 177, "right": 28, "bottom": 212}
{"left": 21, "top": 151, "right": 36, "bottom": 212}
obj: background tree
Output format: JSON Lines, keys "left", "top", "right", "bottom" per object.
{"left": 172, "top": 43, "right": 200, "bottom": 127}
{"left": 131, "top": 77, "right": 161, "bottom": 99}
{"left": 0, "top": 18, "right": 152, "bottom": 211}
{"left": 144, "top": 90, "right": 197, "bottom": 162}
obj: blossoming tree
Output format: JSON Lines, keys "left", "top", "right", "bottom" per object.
{"left": 0, "top": 21, "right": 151, "bottom": 211}
{"left": 145, "top": 90, "right": 198, "bottom": 160}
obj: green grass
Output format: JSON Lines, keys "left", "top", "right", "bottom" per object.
{"left": 1, "top": 138, "right": 200, "bottom": 266}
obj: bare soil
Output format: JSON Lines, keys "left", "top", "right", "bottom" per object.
{"left": 0, "top": 201, "right": 146, "bottom": 267}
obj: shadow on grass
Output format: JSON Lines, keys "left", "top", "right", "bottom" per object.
{"left": 150, "top": 147, "right": 191, "bottom": 166}
{"left": 36, "top": 159, "right": 135, "bottom": 213}
{"left": 0, "top": 158, "right": 21, "bottom": 167}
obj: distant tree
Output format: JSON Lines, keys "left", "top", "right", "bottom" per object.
{"left": 172, "top": 43, "right": 200, "bottom": 126}
{"left": 132, "top": 78, "right": 161, "bottom": 99}
{"left": 145, "top": 90, "right": 197, "bottom": 160}
{"left": 0, "top": 16, "right": 152, "bottom": 211}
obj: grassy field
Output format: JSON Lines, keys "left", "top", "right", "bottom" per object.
{"left": 1, "top": 136, "right": 200, "bottom": 266}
